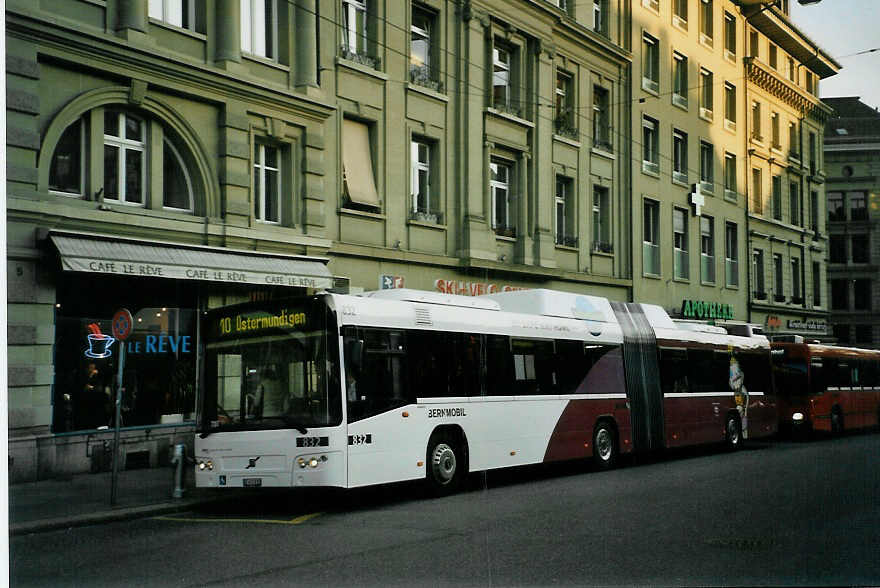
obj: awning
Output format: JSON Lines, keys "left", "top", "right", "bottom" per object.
{"left": 49, "top": 232, "right": 336, "bottom": 289}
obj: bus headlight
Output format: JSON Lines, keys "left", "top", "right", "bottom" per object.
{"left": 197, "top": 459, "right": 214, "bottom": 471}
{"left": 792, "top": 412, "right": 805, "bottom": 423}
{"left": 309, "top": 457, "right": 319, "bottom": 468}
{"left": 297, "top": 457, "right": 307, "bottom": 468}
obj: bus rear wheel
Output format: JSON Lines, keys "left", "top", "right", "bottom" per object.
{"left": 592, "top": 421, "right": 618, "bottom": 470}
{"left": 724, "top": 414, "right": 742, "bottom": 450}
{"left": 426, "top": 434, "right": 464, "bottom": 495}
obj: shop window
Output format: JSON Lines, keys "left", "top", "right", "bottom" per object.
{"left": 48, "top": 108, "right": 198, "bottom": 213}
{"left": 342, "top": 118, "right": 381, "bottom": 211}
{"left": 52, "top": 274, "right": 198, "bottom": 433}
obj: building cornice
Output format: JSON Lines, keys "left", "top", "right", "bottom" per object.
{"left": 745, "top": 57, "right": 833, "bottom": 123}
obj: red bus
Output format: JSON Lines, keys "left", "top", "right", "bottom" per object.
{"left": 772, "top": 339, "right": 880, "bottom": 435}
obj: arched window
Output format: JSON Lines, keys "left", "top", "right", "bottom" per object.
{"left": 48, "top": 106, "right": 198, "bottom": 214}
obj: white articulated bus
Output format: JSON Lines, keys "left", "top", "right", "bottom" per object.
{"left": 194, "top": 289, "right": 776, "bottom": 493}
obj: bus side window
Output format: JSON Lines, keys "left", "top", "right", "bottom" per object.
{"left": 688, "top": 350, "right": 715, "bottom": 393}
{"left": 486, "top": 335, "right": 514, "bottom": 396}
{"left": 510, "top": 339, "right": 555, "bottom": 395}
{"left": 862, "top": 360, "right": 878, "bottom": 388}
{"left": 556, "top": 340, "right": 589, "bottom": 395}
{"left": 347, "top": 328, "right": 410, "bottom": 422}
{"left": 659, "top": 348, "right": 688, "bottom": 395}
{"left": 739, "top": 352, "right": 770, "bottom": 393}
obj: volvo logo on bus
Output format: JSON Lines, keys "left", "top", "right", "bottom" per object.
{"left": 245, "top": 456, "right": 261, "bottom": 469}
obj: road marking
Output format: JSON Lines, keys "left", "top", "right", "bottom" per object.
{"left": 155, "top": 512, "right": 322, "bottom": 525}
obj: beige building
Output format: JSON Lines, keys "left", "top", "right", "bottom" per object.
{"left": 630, "top": 0, "right": 838, "bottom": 332}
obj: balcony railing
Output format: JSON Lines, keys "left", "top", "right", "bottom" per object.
{"left": 554, "top": 116, "right": 580, "bottom": 141}
{"left": 494, "top": 225, "right": 517, "bottom": 238}
{"left": 340, "top": 46, "right": 381, "bottom": 70}
{"left": 674, "top": 249, "right": 690, "bottom": 280}
{"left": 409, "top": 64, "right": 441, "bottom": 92}
{"left": 725, "top": 259, "right": 739, "bottom": 287}
{"left": 410, "top": 210, "right": 443, "bottom": 224}
{"left": 701, "top": 254, "right": 715, "bottom": 283}
{"left": 592, "top": 241, "right": 613, "bottom": 254}
{"left": 556, "top": 235, "right": 578, "bottom": 248}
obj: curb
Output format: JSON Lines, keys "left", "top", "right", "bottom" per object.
{"left": 10, "top": 497, "right": 218, "bottom": 536}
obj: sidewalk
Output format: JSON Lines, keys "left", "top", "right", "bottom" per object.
{"left": 9, "top": 466, "right": 218, "bottom": 536}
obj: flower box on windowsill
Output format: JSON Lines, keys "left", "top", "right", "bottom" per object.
{"left": 340, "top": 46, "right": 381, "bottom": 70}
{"left": 554, "top": 117, "right": 579, "bottom": 141}
{"left": 774, "top": 294, "right": 786, "bottom": 303}
{"left": 410, "top": 210, "right": 443, "bottom": 224}
{"left": 592, "top": 241, "right": 613, "bottom": 254}
{"left": 556, "top": 235, "right": 578, "bottom": 248}
{"left": 791, "top": 296, "right": 804, "bottom": 305}
{"left": 494, "top": 226, "right": 517, "bottom": 239}
{"left": 409, "top": 65, "right": 442, "bottom": 93}
{"left": 754, "top": 291, "right": 767, "bottom": 300}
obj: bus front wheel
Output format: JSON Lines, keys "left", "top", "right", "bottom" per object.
{"left": 592, "top": 421, "right": 618, "bottom": 470}
{"left": 426, "top": 434, "right": 464, "bottom": 495}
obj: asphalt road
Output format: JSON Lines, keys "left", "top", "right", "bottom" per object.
{"left": 11, "top": 433, "right": 880, "bottom": 587}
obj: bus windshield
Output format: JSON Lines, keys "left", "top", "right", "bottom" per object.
{"left": 200, "top": 298, "right": 341, "bottom": 432}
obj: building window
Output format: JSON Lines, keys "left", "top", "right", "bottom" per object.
{"left": 751, "top": 101, "right": 762, "bottom": 141}
{"left": 831, "top": 279, "right": 848, "bottom": 310}
{"left": 789, "top": 181, "right": 800, "bottom": 226}
{"left": 834, "top": 324, "right": 850, "bottom": 344}
{"left": 769, "top": 43, "right": 778, "bottom": 69}
{"left": 341, "top": 0, "right": 369, "bottom": 61}
{"left": 753, "top": 249, "right": 766, "bottom": 297}
{"left": 700, "top": 68, "right": 713, "bottom": 119}
{"left": 672, "top": 129, "right": 688, "bottom": 183}
{"left": 852, "top": 234, "right": 869, "bottom": 263}
{"left": 673, "top": 207, "right": 689, "bottom": 280}
{"left": 490, "top": 159, "right": 516, "bottom": 237}
{"left": 492, "top": 41, "right": 520, "bottom": 117}
{"left": 805, "top": 71, "right": 817, "bottom": 95}
{"left": 700, "top": 0, "right": 713, "bottom": 45}
{"left": 149, "top": 0, "right": 203, "bottom": 32}
{"left": 241, "top": 0, "right": 277, "bottom": 59}
{"left": 342, "top": 119, "right": 381, "bottom": 210}
{"left": 593, "top": 86, "right": 611, "bottom": 150}
{"left": 828, "top": 191, "right": 844, "bottom": 221}
{"left": 700, "top": 141, "right": 714, "bottom": 191}
{"left": 749, "top": 30, "right": 759, "bottom": 58}
{"left": 812, "top": 261, "right": 821, "bottom": 306}
{"left": 787, "top": 56, "right": 797, "bottom": 83}
{"left": 724, "top": 82, "right": 736, "bottom": 129}
{"left": 410, "top": 139, "right": 438, "bottom": 222}
{"left": 253, "top": 143, "right": 280, "bottom": 223}
{"left": 593, "top": 186, "right": 611, "bottom": 252}
{"left": 410, "top": 6, "right": 438, "bottom": 90}
{"left": 642, "top": 116, "right": 659, "bottom": 175}
{"left": 555, "top": 177, "right": 576, "bottom": 247}
{"left": 725, "top": 222, "right": 739, "bottom": 287}
{"left": 850, "top": 191, "right": 868, "bottom": 220}
{"left": 103, "top": 110, "right": 145, "bottom": 205}
{"left": 593, "top": 0, "right": 606, "bottom": 34}
{"left": 854, "top": 279, "right": 872, "bottom": 310}
{"left": 49, "top": 108, "right": 199, "bottom": 212}
{"left": 810, "top": 190, "right": 819, "bottom": 233}
{"left": 791, "top": 256, "right": 802, "bottom": 303}
{"left": 751, "top": 168, "right": 762, "bottom": 215}
{"left": 724, "top": 152, "right": 737, "bottom": 200}
{"left": 829, "top": 235, "right": 846, "bottom": 263}
{"left": 700, "top": 216, "right": 715, "bottom": 283}
{"left": 770, "top": 111, "right": 780, "bottom": 149}
{"left": 809, "top": 132, "right": 817, "bottom": 173}
{"left": 673, "top": 52, "right": 688, "bottom": 108}
{"left": 643, "top": 199, "right": 660, "bottom": 275}
{"left": 773, "top": 253, "right": 784, "bottom": 301}
{"left": 555, "top": 71, "right": 576, "bottom": 138}
{"left": 772, "top": 175, "right": 782, "bottom": 221}
{"left": 789, "top": 121, "right": 799, "bottom": 159}
{"left": 49, "top": 119, "right": 85, "bottom": 196}
{"left": 642, "top": 33, "right": 660, "bottom": 93}
{"left": 673, "top": 0, "right": 688, "bottom": 27}
{"left": 723, "top": 12, "right": 736, "bottom": 60}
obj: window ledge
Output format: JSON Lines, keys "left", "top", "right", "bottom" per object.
{"left": 672, "top": 95, "right": 689, "bottom": 111}
{"left": 336, "top": 56, "right": 388, "bottom": 80}
{"left": 725, "top": 283, "right": 740, "bottom": 290}
{"left": 148, "top": 18, "right": 207, "bottom": 41}
{"left": 407, "top": 218, "right": 447, "bottom": 231}
{"left": 555, "top": 244, "right": 579, "bottom": 252}
{"left": 672, "top": 175, "right": 689, "bottom": 188}
{"left": 494, "top": 234, "right": 517, "bottom": 243}
{"left": 591, "top": 250, "right": 614, "bottom": 258}
{"left": 672, "top": 16, "right": 688, "bottom": 32}
{"left": 407, "top": 82, "right": 448, "bottom": 103}
{"left": 486, "top": 108, "right": 535, "bottom": 128}
{"left": 699, "top": 35, "right": 714, "bottom": 50}
{"left": 553, "top": 134, "right": 581, "bottom": 148}
{"left": 699, "top": 108, "right": 714, "bottom": 123}
{"left": 242, "top": 53, "right": 290, "bottom": 72}
{"left": 339, "top": 206, "right": 386, "bottom": 220}
{"left": 673, "top": 277, "right": 690, "bottom": 284}
{"left": 591, "top": 146, "right": 615, "bottom": 160}
{"left": 643, "top": 272, "right": 662, "bottom": 280}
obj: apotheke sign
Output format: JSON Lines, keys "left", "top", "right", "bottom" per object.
{"left": 681, "top": 299, "right": 735, "bottom": 320}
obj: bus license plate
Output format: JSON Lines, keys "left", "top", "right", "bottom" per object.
{"left": 243, "top": 478, "right": 262, "bottom": 488}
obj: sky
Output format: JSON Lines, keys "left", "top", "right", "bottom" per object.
{"left": 790, "top": 0, "right": 880, "bottom": 109}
